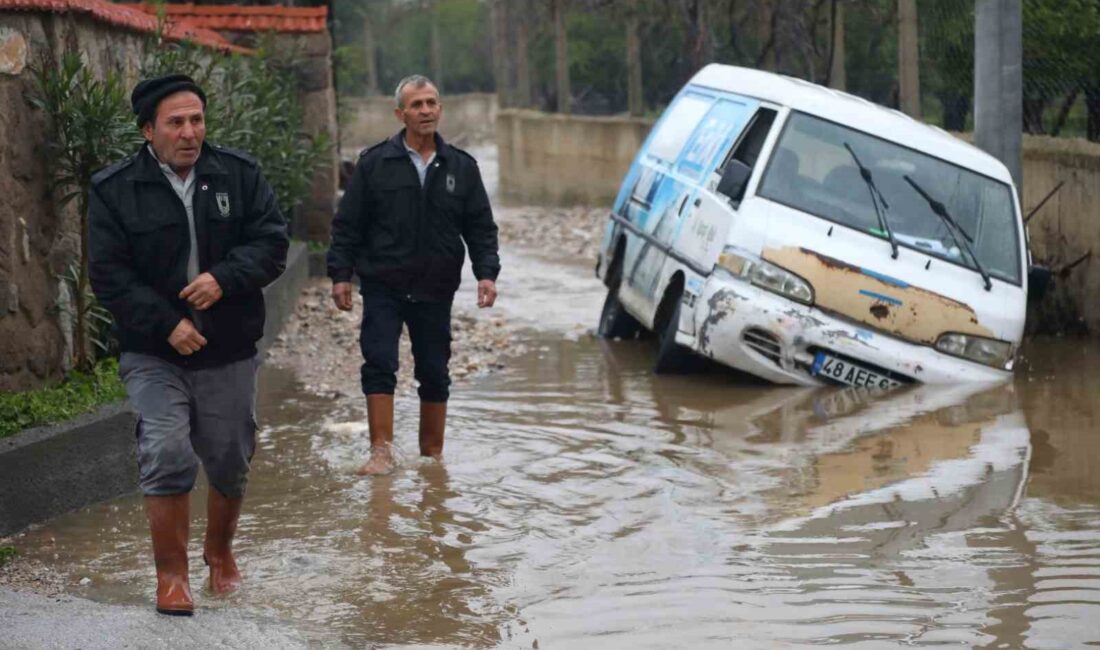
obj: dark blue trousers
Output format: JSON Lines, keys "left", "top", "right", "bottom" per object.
{"left": 359, "top": 285, "right": 453, "bottom": 401}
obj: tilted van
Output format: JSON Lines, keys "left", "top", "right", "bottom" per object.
{"left": 596, "top": 64, "right": 1034, "bottom": 386}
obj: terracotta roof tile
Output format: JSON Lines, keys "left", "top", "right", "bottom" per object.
{"left": 137, "top": 3, "right": 328, "bottom": 33}
{"left": 0, "top": 0, "right": 252, "bottom": 53}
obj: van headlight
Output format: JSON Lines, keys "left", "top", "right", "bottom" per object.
{"left": 935, "top": 333, "right": 1014, "bottom": 369}
{"left": 716, "top": 248, "right": 814, "bottom": 305}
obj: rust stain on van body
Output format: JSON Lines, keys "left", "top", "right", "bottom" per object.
{"left": 762, "top": 247, "right": 993, "bottom": 345}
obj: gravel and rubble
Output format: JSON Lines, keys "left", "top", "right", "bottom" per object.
{"left": 265, "top": 204, "right": 606, "bottom": 398}
{"left": 0, "top": 539, "right": 66, "bottom": 596}
{"left": 264, "top": 281, "right": 525, "bottom": 397}
{"left": 494, "top": 204, "right": 607, "bottom": 261}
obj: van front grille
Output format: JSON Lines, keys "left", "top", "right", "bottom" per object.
{"left": 742, "top": 328, "right": 782, "bottom": 365}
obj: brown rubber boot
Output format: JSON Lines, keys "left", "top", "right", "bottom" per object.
{"left": 419, "top": 400, "right": 447, "bottom": 458}
{"left": 203, "top": 489, "right": 243, "bottom": 594}
{"left": 145, "top": 494, "right": 193, "bottom": 616}
{"left": 356, "top": 393, "right": 396, "bottom": 475}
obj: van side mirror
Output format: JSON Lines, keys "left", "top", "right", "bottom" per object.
{"left": 1027, "top": 264, "right": 1051, "bottom": 304}
{"left": 717, "top": 160, "right": 752, "bottom": 203}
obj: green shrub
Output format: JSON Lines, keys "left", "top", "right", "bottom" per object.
{"left": 0, "top": 546, "right": 16, "bottom": 567}
{"left": 0, "top": 359, "right": 126, "bottom": 439}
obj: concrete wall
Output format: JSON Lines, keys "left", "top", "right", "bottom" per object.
{"left": 0, "top": 12, "right": 151, "bottom": 392}
{"left": 1019, "top": 136, "right": 1100, "bottom": 333}
{"left": 496, "top": 109, "right": 652, "bottom": 206}
{"left": 341, "top": 92, "right": 497, "bottom": 152}
{"left": 495, "top": 110, "right": 1100, "bottom": 334}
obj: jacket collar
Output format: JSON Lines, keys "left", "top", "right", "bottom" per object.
{"left": 127, "top": 142, "right": 228, "bottom": 183}
{"left": 384, "top": 129, "right": 451, "bottom": 162}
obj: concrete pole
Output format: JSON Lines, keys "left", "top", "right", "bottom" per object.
{"left": 626, "top": 1, "right": 643, "bottom": 116}
{"left": 897, "top": 0, "right": 920, "bottom": 117}
{"left": 974, "top": 0, "right": 1023, "bottom": 190}
{"left": 363, "top": 13, "right": 379, "bottom": 96}
{"left": 516, "top": 3, "right": 531, "bottom": 108}
{"left": 430, "top": 1, "right": 443, "bottom": 92}
{"left": 553, "top": 0, "right": 571, "bottom": 114}
{"left": 828, "top": 0, "right": 846, "bottom": 91}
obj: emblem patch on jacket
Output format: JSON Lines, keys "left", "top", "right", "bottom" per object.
{"left": 216, "top": 192, "right": 231, "bottom": 217}
{"left": 446, "top": 173, "right": 456, "bottom": 194}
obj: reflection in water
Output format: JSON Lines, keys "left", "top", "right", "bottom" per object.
{"left": 12, "top": 337, "right": 1100, "bottom": 648}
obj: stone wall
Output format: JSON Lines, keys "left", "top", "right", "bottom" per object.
{"left": 0, "top": 12, "right": 151, "bottom": 392}
{"left": 341, "top": 92, "right": 497, "bottom": 152}
{"left": 496, "top": 109, "right": 652, "bottom": 206}
{"left": 495, "top": 110, "right": 1100, "bottom": 333}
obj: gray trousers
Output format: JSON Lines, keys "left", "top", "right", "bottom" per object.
{"left": 119, "top": 352, "right": 259, "bottom": 498}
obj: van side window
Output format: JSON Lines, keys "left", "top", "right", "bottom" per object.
{"left": 716, "top": 108, "right": 777, "bottom": 202}
{"left": 647, "top": 94, "right": 712, "bottom": 163}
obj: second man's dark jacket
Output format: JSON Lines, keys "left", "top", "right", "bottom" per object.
{"left": 327, "top": 131, "right": 500, "bottom": 301}
{"left": 88, "top": 143, "right": 288, "bottom": 368}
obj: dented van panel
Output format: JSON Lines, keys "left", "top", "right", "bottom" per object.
{"left": 597, "top": 64, "right": 1028, "bottom": 385}
{"left": 762, "top": 246, "right": 996, "bottom": 345}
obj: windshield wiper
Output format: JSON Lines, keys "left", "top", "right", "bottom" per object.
{"left": 903, "top": 174, "right": 993, "bottom": 291}
{"left": 842, "top": 142, "right": 898, "bottom": 259}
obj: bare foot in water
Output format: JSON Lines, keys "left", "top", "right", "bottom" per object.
{"left": 355, "top": 444, "right": 395, "bottom": 476}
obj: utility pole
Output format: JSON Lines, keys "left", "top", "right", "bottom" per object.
{"left": 974, "top": 0, "right": 1023, "bottom": 190}
{"left": 553, "top": 0, "right": 571, "bottom": 113}
{"left": 828, "top": 0, "right": 846, "bottom": 91}
{"left": 898, "top": 0, "right": 921, "bottom": 117}
{"left": 626, "top": 0, "right": 643, "bottom": 116}
{"left": 515, "top": 1, "right": 531, "bottom": 108}
{"left": 430, "top": 1, "right": 443, "bottom": 92}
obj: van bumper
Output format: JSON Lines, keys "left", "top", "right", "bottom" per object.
{"left": 682, "top": 274, "right": 1011, "bottom": 385}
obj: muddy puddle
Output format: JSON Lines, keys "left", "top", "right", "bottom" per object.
{"left": 14, "top": 259, "right": 1100, "bottom": 649}
{"left": 13, "top": 147, "right": 1100, "bottom": 647}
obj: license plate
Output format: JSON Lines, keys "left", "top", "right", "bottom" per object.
{"left": 811, "top": 352, "right": 901, "bottom": 389}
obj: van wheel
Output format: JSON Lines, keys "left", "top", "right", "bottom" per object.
{"left": 598, "top": 283, "right": 641, "bottom": 339}
{"left": 654, "top": 294, "right": 698, "bottom": 374}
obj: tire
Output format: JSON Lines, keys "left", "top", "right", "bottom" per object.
{"left": 598, "top": 282, "right": 642, "bottom": 339}
{"left": 654, "top": 292, "right": 698, "bottom": 374}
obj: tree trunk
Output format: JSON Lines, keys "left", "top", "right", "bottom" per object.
{"left": 553, "top": 0, "right": 571, "bottom": 114}
{"left": 515, "top": 2, "right": 531, "bottom": 108}
{"left": 1087, "top": 85, "right": 1100, "bottom": 141}
{"left": 827, "top": 0, "right": 846, "bottom": 90}
{"left": 492, "top": 0, "right": 510, "bottom": 107}
{"left": 1023, "top": 98, "right": 1047, "bottom": 134}
{"left": 626, "top": 0, "right": 643, "bottom": 116}
{"left": 363, "top": 13, "right": 379, "bottom": 96}
{"left": 756, "top": 0, "right": 775, "bottom": 71}
{"left": 898, "top": 0, "right": 921, "bottom": 118}
{"left": 683, "top": 0, "right": 709, "bottom": 75}
{"left": 1050, "top": 88, "right": 1080, "bottom": 137}
{"left": 430, "top": 1, "right": 443, "bottom": 91}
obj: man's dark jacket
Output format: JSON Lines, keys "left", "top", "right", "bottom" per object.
{"left": 88, "top": 143, "right": 288, "bottom": 368}
{"left": 327, "top": 131, "right": 500, "bottom": 301}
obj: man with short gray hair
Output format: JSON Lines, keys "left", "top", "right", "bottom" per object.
{"left": 328, "top": 74, "right": 500, "bottom": 475}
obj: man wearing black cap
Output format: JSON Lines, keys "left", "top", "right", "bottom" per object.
{"left": 88, "top": 74, "right": 288, "bottom": 615}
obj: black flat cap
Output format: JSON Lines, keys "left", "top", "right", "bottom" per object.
{"left": 131, "top": 74, "right": 206, "bottom": 127}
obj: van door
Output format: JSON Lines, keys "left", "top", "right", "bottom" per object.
{"left": 623, "top": 93, "right": 760, "bottom": 311}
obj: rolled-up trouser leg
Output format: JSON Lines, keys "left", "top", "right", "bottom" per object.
{"left": 189, "top": 355, "right": 260, "bottom": 499}
{"left": 404, "top": 298, "right": 453, "bottom": 402}
{"left": 120, "top": 353, "right": 200, "bottom": 496}
{"left": 359, "top": 287, "right": 403, "bottom": 396}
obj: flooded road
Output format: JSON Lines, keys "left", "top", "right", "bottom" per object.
{"left": 14, "top": 239, "right": 1100, "bottom": 648}
{"left": 13, "top": 146, "right": 1100, "bottom": 648}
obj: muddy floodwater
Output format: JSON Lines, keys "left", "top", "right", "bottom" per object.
{"left": 13, "top": 234, "right": 1100, "bottom": 649}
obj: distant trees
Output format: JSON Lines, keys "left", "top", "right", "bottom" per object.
{"left": 331, "top": 0, "right": 1100, "bottom": 140}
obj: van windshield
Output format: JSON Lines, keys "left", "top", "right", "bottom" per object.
{"left": 758, "top": 112, "right": 1021, "bottom": 284}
